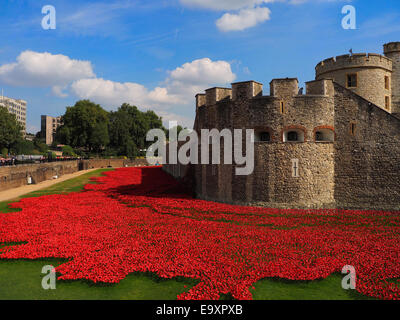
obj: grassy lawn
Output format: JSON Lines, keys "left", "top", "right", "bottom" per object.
{"left": 0, "top": 169, "right": 373, "bottom": 300}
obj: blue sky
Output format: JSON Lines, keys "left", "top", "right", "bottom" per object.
{"left": 0, "top": 0, "right": 399, "bottom": 133}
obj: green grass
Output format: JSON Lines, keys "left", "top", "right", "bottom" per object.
{"left": 0, "top": 169, "right": 374, "bottom": 300}
{"left": 0, "top": 169, "right": 113, "bottom": 214}
{"left": 0, "top": 259, "right": 197, "bottom": 300}
{"left": 251, "top": 275, "right": 374, "bottom": 300}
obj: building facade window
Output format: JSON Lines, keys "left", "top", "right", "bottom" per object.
{"left": 385, "top": 76, "right": 390, "bottom": 90}
{"left": 314, "top": 127, "right": 335, "bottom": 142}
{"left": 260, "top": 132, "right": 271, "bottom": 142}
{"left": 291, "top": 159, "right": 299, "bottom": 178}
{"left": 347, "top": 74, "right": 357, "bottom": 88}
{"left": 255, "top": 129, "right": 273, "bottom": 142}
{"left": 287, "top": 131, "right": 298, "bottom": 141}
{"left": 385, "top": 96, "right": 390, "bottom": 109}
{"left": 280, "top": 101, "right": 285, "bottom": 114}
{"left": 282, "top": 127, "right": 306, "bottom": 142}
{"left": 350, "top": 122, "right": 356, "bottom": 136}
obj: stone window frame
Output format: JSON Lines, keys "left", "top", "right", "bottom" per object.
{"left": 349, "top": 121, "right": 357, "bottom": 136}
{"left": 313, "top": 125, "right": 336, "bottom": 142}
{"left": 279, "top": 101, "right": 285, "bottom": 114}
{"left": 385, "top": 76, "right": 390, "bottom": 90}
{"left": 385, "top": 96, "right": 391, "bottom": 109}
{"left": 281, "top": 125, "right": 307, "bottom": 143}
{"left": 346, "top": 73, "right": 358, "bottom": 88}
{"left": 254, "top": 126, "right": 274, "bottom": 143}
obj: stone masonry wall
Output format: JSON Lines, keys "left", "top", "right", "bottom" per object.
{"left": 333, "top": 83, "right": 400, "bottom": 209}
{"left": 317, "top": 67, "right": 392, "bottom": 112}
{"left": 384, "top": 43, "right": 400, "bottom": 115}
{"left": 185, "top": 79, "right": 337, "bottom": 208}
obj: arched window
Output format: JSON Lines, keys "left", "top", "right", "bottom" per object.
{"left": 260, "top": 132, "right": 270, "bottom": 142}
{"left": 255, "top": 129, "right": 272, "bottom": 142}
{"left": 282, "top": 127, "right": 306, "bottom": 142}
{"left": 314, "top": 128, "right": 335, "bottom": 142}
{"left": 315, "top": 131, "right": 324, "bottom": 141}
{"left": 287, "top": 131, "right": 298, "bottom": 142}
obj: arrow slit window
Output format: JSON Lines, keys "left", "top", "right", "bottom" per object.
{"left": 291, "top": 159, "right": 299, "bottom": 178}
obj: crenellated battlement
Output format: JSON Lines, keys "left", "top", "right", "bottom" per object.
{"left": 384, "top": 42, "right": 400, "bottom": 54}
{"left": 305, "top": 79, "right": 334, "bottom": 96}
{"left": 205, "top": 87, "right": 232, "bottom": 106}
{"left": 316, "top": 53, "right": 392, "bottom": 77}
{"left": 196, "top": 81, "right": 263, "bottom": 107}
{"left": 196, "top": 78, "right": 335, "bottom": 108}
{"left": 195, "top": 93, "right": 206, "bottom": 109}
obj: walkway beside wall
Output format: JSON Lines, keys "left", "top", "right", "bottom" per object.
{"left": 0, "top": 168, "right": 98, "bottom": 202}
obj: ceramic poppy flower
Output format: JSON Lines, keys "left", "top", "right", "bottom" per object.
{"left": 0, "top": 167, "right": 399, "bottom": 300}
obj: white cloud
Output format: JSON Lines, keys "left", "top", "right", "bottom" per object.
{"left": 216, "top": 7, "right": 271, "bottom": 32}
{"left": 156, "top": 110, "right": 195, "bottom": 129}
{"left": 52, "top": 85, "right": 69, "bottom": 98}
{"left": 180, "top": 0, "right": 277, "bottom": 11}
{"left": 70, "top": 78, "right": 181, "bottom": 108}
{"left": 0, "top": 51, "right": 95, "bottom": 94}
{"left": 0, "top": 50, "right": 235, "bottom": 127}
{"left": 70, "top": 58, "right": 236, "bottom": 111}
{"left": 169, "top": 58, "right": 236, "bottom": 85}
{"left": 181, "top": 0, "right": 347, "bottom": 32}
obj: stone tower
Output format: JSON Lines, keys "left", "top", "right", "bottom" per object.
{"left": 384, "top": 42, "right": 400, "bottom": 115}
{"left": 315, "top": 52, "right": 392, "bottom": 112}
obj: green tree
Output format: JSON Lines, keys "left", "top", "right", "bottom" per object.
{"left": 108, "top": 104, "right": 165, "bottom": 158}
{"left": 56, "top": 100, "right": 109, "bottom": 152}
{"left": 11, "top": 139, "right": 35, "bottom": 155}
{"left": 55, "top": 126, "right": 71, "bottom": 146}
{"left": 0, "top": 107, "right": 23, "bottom": 151}
{"left": 90, "top": 122, "right": 109, "bottom": 153}
{"left": 33, "top": 137, "right": 49, "bottom": 153}
{"left": 1, "top": 148, "right": 8, "bottom": 157}
{"left": 62, "top": 145, "right": 77, "bottom": 157}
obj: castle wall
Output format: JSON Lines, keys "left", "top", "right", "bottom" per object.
{"left": 191, "top": 79, "right": 337, "bottom": 208}
{"left": 164, "top": 46, "right": 400, "bottom": 210}
{"left": 198, "top": 143, "right": 335, "bottom": 208}
{"left": 318, "top": 68, "right": 391, "bottom": 111}
{"left": 333, "top": 83, "right": 400, "bottom": 210}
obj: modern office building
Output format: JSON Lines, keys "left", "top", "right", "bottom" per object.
{"left": 0, "top": 94, "right": 27, "bottom": 132}
{"left": 41, "top": 115, "right": 62, "bottom": 145}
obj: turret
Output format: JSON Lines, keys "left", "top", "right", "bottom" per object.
{"left": 315, "top": 53, "right": 392, "bottom": 112}
{"left": 384, "top": 42, "right": 400, "bottom": 115}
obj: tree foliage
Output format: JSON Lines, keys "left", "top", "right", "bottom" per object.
{"left": 11, "top": 139, "right": 35, "bottom": 155}
{"left": 0, "top": 107, "right": 23, "bottom": 150}
{"left": 56, "top": 100, "right": 109, "bottom": 152}
{"left": 108, "top": 104, "right": 165, "bottom": 158}
{"left": 62, "top": 145, "right": 77, "bottom": 157}
{"left": 55, "top": 101, "right": 166, "bottom": 158}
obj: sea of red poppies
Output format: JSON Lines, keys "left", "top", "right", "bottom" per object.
{"left": 1, "top": 167, "right": 400, "bottom": 300}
